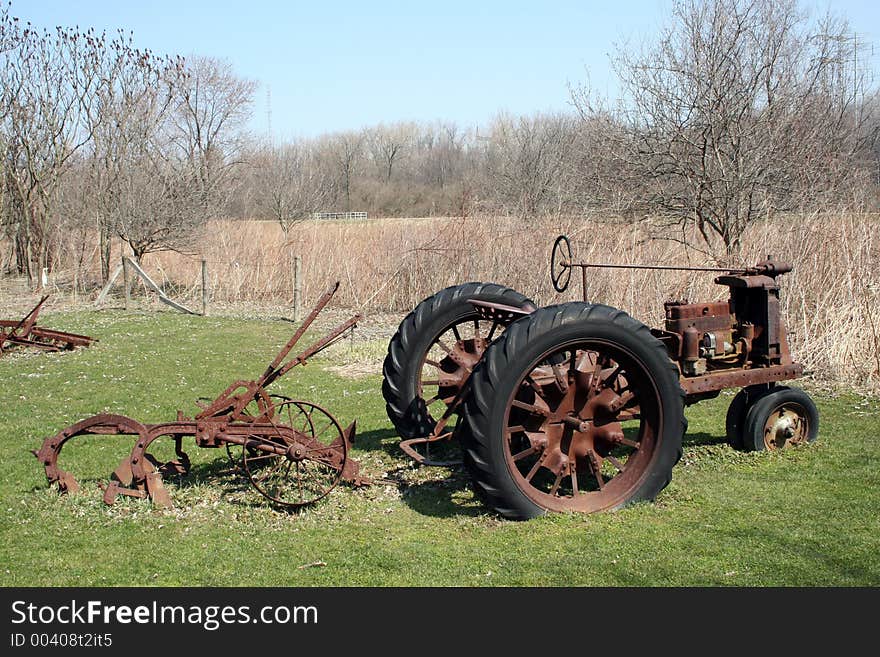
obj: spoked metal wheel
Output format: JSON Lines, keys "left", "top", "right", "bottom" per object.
{"left": 225, "top": 394, "right": 291, "bottom": 469}
{"left": 502, "top": 340, "right": 661, "bottom": 513}
{"left": 460, "top": 302, "right": 685, "bottom": 520}
{"left": 242, "top": 400, "right": 347, "bottom": 508}
{"left": 413, "top": 314, "right": 508, "bottom": 462}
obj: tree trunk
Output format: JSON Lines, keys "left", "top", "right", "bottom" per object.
{"left": 99, "top": 216, "right": 112, "bottom": 283}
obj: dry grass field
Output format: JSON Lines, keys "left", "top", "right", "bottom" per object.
{"left": 5, "top": 211, "right": 880, "bottom": 387}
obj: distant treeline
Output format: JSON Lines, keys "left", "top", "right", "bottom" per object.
{"left": 2, "top": 0, "right": 878, "bottom": 286}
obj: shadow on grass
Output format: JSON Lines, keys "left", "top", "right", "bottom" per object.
{"left": 31, "top": 424, "right": 739, "bottom": 518}
{"left": 352, "top": 427, "right": 488, "bottom": 518}
{"left": 398, "top": 469, "right": 485, "bottom": 518}
{"left": 683, "top": 431, "right": 729, "bottom": 448}
{"left": 351, "top": 427, "right": 399, "bottom": 457}
{"left": 355, "top": 427, "right": 739, "bottom": 518}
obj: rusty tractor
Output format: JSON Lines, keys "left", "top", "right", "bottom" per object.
{"left": 1, "top": 295, "right": 96, "bottom": 356}
{"left": 383, "top": 235, "right": 818, "bottom": 520}
{"left": 35, "top": 283, "right": 369, "bottom": 510}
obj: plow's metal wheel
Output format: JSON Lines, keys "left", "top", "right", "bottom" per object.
{"left": 242, "top": 400, "right": 347, "bottom": 508}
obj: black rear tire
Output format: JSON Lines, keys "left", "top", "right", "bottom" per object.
{"left": 382, "top": 282, "right": 534, "bottom": 439}
{"left": 459, "top": 302, "right": 686, "bottom": 520}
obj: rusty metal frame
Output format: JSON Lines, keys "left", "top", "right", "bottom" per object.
{"left": 551, "top": 234, "right": 804, "bottom": 400}
{"left": 1, "top": 295, "right": 96, "bottom": 356}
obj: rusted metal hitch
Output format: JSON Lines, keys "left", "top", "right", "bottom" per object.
{"left": 34, "top": 282, "right": 369, "bottom": 510}
{"left": 1, "top": 295, "right": 96, "bottom": 357}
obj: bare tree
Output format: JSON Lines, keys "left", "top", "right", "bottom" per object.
{"left": 574, "top": 0, "right": 878, "bottom": 255}
{"left": 484, "top": 112, "right": 579, "bottom": 218}
{"left": 255, "top": 140, "right": 336, "bottom": 232}
{"left": 113, "top": 148, "right": 204, "bottom": 262}
{"left": 320, "top": 130, "right": 363, "bottom": 211}
{"left": 417, "top": 121, "right": 467, "bottom": 190}
{"left": 83, "top": 32, "right": 182, "bottom": 279}
{"left": 0, "top": 6, "right": 260, "bottom": 280}
{"left": 168, "top": 56, "right": 256, "bottom": 218}
{"left": 1, "top": 18, "right": 103, "bottom": 283}
{"left": 365, "top": 122, "right": 415, "bottom": 182}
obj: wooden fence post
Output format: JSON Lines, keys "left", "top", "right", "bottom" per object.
{"left": 292, "top": 254, "right": 302, "bottom": 322}
{"left": 201, "top": 259, "right": 208, "bottom": 316}
{"left": 122, "top": 257, "right": 131, "bottom": 310}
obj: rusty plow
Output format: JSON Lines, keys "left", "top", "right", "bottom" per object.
{"left": 34, "top": 283, "right": 370, "bottom": 510}
{"left": 1, "top": 295, "right": 96, "bottom": 357}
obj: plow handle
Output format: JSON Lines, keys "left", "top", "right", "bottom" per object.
{"left": 258, "top": 282, "right": 362, "bottom": 388}
{"left": 9, "top": 295, "right": 50, "bottom": 339}
{"left": 261, "top": 313, "right": 362, "bottom": 387}
{"left": 258, "top": 282, "right": 341, "bottom": 385}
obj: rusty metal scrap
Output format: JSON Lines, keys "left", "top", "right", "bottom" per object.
{"left": 34, "top": 282, "right": 369, "bottom": 510}
{"left": 1, "top": 295, "right": 96, "bottom": 357}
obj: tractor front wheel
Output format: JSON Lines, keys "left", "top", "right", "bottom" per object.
{"left": 740, "top": 386, "right": 819, "bottom": 452}
{"left": 725, "top": 384, "right": 772, "bottom": 450}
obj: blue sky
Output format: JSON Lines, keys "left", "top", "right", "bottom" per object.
{"left": 12, "top": 0, "right": 880, "bottom": 139}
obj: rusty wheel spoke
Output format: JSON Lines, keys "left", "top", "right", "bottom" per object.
{"left": 245, "top": 452, "right": 278, "bottom": 463}
{"left": 511, "top": 399, "right": 549, "bottom": 416}
{"left": 524, "top": 458, "right": 543, "bottom": 483}
{"left": 551, "top": 362, "right": 569, "bottom": 394}
{"left": 549, "top": 472, "right": 563, "bottom": 496}
{"left": 587, "top": 451, "right": 605, "bottom": 490}
{"left": 312, "top": 421, "right": 336, "bottom": 439}
{"left": 589, "top": 355, "right": 605, "bottom": 394}
{"left": 614, "top": 389, "right": 637, "bottom": 411}
{"left": 434, "top": 337, "right": 453, "bottom": 355}
{"left": 254, "top": 456, "right": 287, "bottom": 483}
{"left": 528, "top": 378, "right": 556, "bottom": 409}
{"left": 244, "top": 401, "right": 345, "bottom": 508}
{"left": 575, "top": 349, "right": 592, "bottom": 371}
{"left": 603, "top": 364, "right": 624, "bottom": 388}
{"left": 511, "top": 446, "right": 538, "bottom": 462}
{"left": 523, "top": 375, "right": 547, "bottom": 396}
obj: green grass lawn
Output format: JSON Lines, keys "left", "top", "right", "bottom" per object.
{"left": 1, "top": 308, "right": 878, "bottom": 586}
